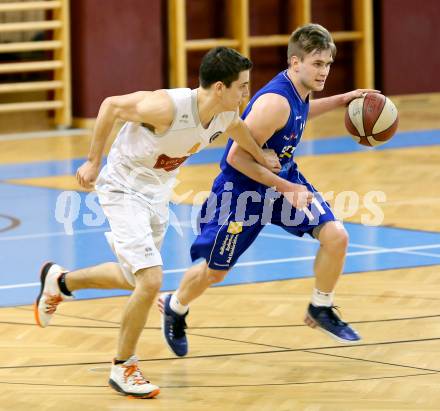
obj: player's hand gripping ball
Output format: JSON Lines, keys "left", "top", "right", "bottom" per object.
{"left": 345, "top": 93, "right": 398, "bottom": 147}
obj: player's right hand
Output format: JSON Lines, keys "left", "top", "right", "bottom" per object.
{"left": 341, "top": 88, "right": 381, "bottom": 105}
{"left": 282, "top": 182, "right": 313, "bottom": 209}
{"left": 263, "top": 149, "right": 281, "bottom": 173}
{"left": 76, "top": 160, "right": 100, "bottom": 190}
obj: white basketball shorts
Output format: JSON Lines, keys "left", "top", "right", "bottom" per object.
{"left": 95, "top": 178, "right": 169, "bottom": 287}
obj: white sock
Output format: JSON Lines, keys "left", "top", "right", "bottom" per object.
{"left": 170, "top": 292, "right": 189, "bottom": 315}
{"left": 311, "top": 288, "right": 334, "bottom": 307}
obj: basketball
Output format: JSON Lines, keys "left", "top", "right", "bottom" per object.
{"left": 345, "top": 93, "right": 398, "bottom": 147}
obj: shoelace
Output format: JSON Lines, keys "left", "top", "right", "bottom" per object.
{"left": 44, "top": 294, "right": 63, "bottom": 314}
{"left": 123, "top": 364, "right": 150, "bottom": 385}
{"left": 170, "top": 314, "right": 187, "bottom": 339}
{"left": 325, "top": 306, "right": 347, "bottom": 326}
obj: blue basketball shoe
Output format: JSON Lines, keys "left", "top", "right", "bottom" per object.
{"left": 159, "top": 294, "right": 188, "bottom": 357}
{"left": 305, "top": 304, "right": 361, "bottom": 343}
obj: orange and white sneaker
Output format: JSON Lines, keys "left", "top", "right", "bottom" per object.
{"left": 34, "top": 262, "right": 72, "bottom": 327}
{"left": 109, "top": 356, "right": 160, "bottom": 398}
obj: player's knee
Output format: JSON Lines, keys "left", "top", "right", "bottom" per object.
{"left": 206, "top": 268, "right": 228, "bottom": 284}
{"left": 329, "top": 228, "right": 349, "bottom": 254}
{"left": 320, "top": 223, "right": 349, "bottom": 253}
{"left": 134, "top": 266, "right": 163, "bottom": 294}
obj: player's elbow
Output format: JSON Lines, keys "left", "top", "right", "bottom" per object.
{"left": 101, "top": 96, "right": 113, "bottom": 109}
{"left": 226, "top": 149, "right": 239, "bottom": 168}
{"left": 226, "top": 148, "right": 248, "bottom": 172}
{"left": 100, "top": 97, "right": 119, "bottom": 118}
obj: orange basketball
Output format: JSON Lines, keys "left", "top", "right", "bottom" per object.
{"left": 345, "top": 93, "right": 398, "bottom": 147}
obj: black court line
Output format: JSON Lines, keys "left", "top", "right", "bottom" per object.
{"left": 0, "top": 321, "right": 120, "bottom": 329}
{"left": 0, "top": 372, "right": 437, "bottom": 389}
{"left": 2, "top": 262, "right": 440, "bottom": 311}
{"left": 0, "top": 381, "right": 106, "bottom": 388}
{"left": 338, "top": 292, "right": 440, "bottom": 302}
{"left": 157, "top": 372, "right": 440, "bottom": 388}
{"left": 4, "top": 310, "right": 440, "bottom": 329}
{"left": 5, "top": 300, "right": 440, "bottom": 377}
{"left": 303, "top": 350, "right": 439, "bottom": 374}
{"left": 183, "top": 332, "right": 440, "bottom": 373}
{"left": 13, "top": 306, "right": 120, "bottom": 325}
{"left": 5, "top": 307, "right": 440, "bottom": 374}
{"left": 192, "top": 291, "right": 440, "bottom": 302}
{"left": 1, "top": 335, "right": 439, "bottom": 373}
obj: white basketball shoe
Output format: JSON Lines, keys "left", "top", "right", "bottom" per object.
{"left": 109, "top": 356, "right": 160, "bottom": 398}
{"left": 34, "top": 262, "right": 73, "bottom": 327}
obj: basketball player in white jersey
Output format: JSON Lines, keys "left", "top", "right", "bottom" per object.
{"left": 34, "top": 47, "right": 280, "bottom": 399}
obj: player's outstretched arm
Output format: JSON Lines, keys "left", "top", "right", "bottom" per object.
{"left": 76, "top": 90, "right": 172, "bottom": 189}
{"left": 308, "top": 88, "right": 380, "bottom": 118}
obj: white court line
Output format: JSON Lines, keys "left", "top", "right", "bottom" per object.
{"left": 0, "top": 227, "right": 107, "bottom": 241}
{"left": 361, "top": 197, "right": 440, "bottom": 207}
{"left": 2, "top": 242, "right": 440, "bottom": 291}
{"left": 259, "top": 232, "right": 440, "bottom": 258}
{"left": 0, "top": 282, "right": 39, "bottom": 290}
{"left": 1, "top": 223, "right": 440, "bottom": 291}
{"left": 0, "top": 221, "right": 194, "bottom": 241}
{"left": 3, "top": 225, "right": 440, "bottom": 258}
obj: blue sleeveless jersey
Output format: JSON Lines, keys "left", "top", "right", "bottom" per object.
{"left": 220, "top": 70, "right": 309, "bottom": 192}
{"left": 190, "top": 71, "right": 337, "bottom": 268}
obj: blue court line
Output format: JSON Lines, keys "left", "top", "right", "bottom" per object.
{"left": 186, "top": 128, "right": 440, "bottom": 164}
{"left": 0, "top": 129, "right": 439, "bottom": 180}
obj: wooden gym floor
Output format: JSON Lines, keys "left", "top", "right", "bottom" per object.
{"left": 0, "top": 93, "right": 439, "bottom": 410}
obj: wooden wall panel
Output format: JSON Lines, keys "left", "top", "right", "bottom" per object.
{"left": 70, "top": 0, "right": 164, "bottom": 118}
{"left": 377, "top": 0, "right": 440, "bottom": 94}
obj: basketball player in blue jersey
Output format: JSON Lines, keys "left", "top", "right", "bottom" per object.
{"left": 161, "top": 24, "right": 379, "bottom": 356}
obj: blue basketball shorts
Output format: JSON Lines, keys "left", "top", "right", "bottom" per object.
{"left": 190, "top": 172, "right": 337, "bottom": 270}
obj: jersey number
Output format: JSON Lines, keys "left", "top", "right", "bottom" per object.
{"left": 279, "top": 145, "right": 296, "bottom": 159}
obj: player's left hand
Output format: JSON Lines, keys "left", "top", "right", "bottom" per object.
{"left": 76, "top": 160, "right": 100, "bottom": 190}
{"left": 263, "top": 149, "right": 281, "bottom": 173}
{"left": 342, "top": 89, "right": 381, "bottom": 105}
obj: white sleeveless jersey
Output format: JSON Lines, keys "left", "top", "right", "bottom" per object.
{"left": 103, "top": 88, "right": 237, "bottom": 196}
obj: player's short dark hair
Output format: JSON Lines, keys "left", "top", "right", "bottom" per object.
{"left": 199, "top": 47, "right": 252, "bottom": 89}
{"left": 287, "top": 23, "right": 336, "bottom": 64}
